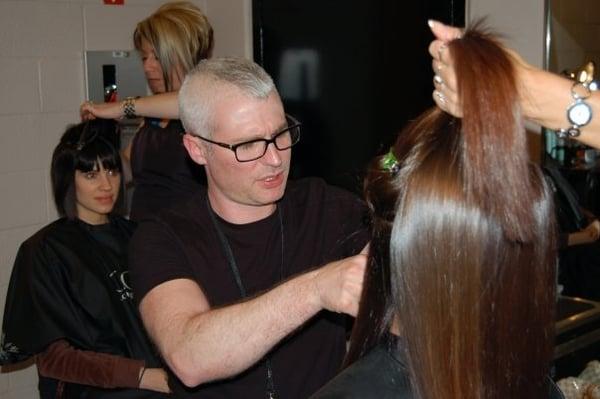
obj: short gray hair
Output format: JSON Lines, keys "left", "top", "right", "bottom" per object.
{"left": 179, "top": 57, "right": 276, "bottom": 138}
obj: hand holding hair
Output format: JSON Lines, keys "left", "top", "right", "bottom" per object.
{"left": 428, "top": 20, "right": 600, "bottom": 150}
{"left": 80, "top": 100, "right": 124, "bottom": 121}
{"left": 428, "top": 20, "right": 462, "bottom": 117}
{"left": 311, "top": 251, "right": 368, "bottom": 317}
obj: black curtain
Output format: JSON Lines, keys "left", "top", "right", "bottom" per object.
{"left": 254, "top": 0, "right": 465, "bottom": 193}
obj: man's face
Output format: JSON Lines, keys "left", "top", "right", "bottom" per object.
{"left": 190, "top": 90, "right": 291, "bottom": 220}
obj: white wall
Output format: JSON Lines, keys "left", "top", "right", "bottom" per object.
{"left": 0, "top": 1, "right": 250, "bottom": 397}
{"left": 467, "top": 0, "right": 546, "bottom": 67}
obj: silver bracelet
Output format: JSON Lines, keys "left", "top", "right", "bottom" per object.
{"left": 122, "top": 96, "right": 137, "bottom": 119}
{"left": 556, "top": 82, "right": 593, "bottom": 139}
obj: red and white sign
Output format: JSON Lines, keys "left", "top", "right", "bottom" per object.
{"left": 103, "top": 0, "right": 124, "bottom": 5}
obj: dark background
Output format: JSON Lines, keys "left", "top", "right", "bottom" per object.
{"left": 253, "top": 0, "right": 465, "bottom": 193}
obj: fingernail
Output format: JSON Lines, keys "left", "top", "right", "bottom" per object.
{"left": 428, "top": 19, "right": 435, "bottom": 29}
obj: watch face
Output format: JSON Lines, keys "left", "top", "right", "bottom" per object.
{"left": 568, "top": 100, "right": 592, "bottom": 126}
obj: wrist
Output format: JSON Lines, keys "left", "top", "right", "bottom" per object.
{"left": 137, "top": 366, "right": 146, "bottom": 388}
{"left": 298, "top": 269, "right": 324, "bottom": 312}
{"left": 518, "top": 66, "right": 546, "bottom": 123}
{"left": 139, "top": 368, "right": 170, "bottom": 393}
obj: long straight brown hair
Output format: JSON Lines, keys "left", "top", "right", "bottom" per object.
{"left": 347, "top": 23, "right": 556, "bottom": 398}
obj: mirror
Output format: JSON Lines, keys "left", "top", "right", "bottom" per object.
{"left": 85, "top": 50, "right": 148, "bottom": 103}
{"left": 544, "top": 0, "right": 600, "bottom": 169}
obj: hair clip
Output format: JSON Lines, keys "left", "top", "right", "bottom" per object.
{"left": 380, "top": 149, "right": 400, "bottom": 174}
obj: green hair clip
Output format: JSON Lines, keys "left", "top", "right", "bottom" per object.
{"left": 380, "top": 149, "right": 400, "bottom": 174}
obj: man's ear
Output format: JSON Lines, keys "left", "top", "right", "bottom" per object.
{"left": 183, "top": 133, "right": 208, "bottom": 165}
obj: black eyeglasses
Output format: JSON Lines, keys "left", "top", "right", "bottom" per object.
{"left": 194, "top": 114, "right": 301, "bottom": 162}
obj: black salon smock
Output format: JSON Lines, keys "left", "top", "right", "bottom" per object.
{"left": 0, "top": 217, "right": 162, "bottom": 398}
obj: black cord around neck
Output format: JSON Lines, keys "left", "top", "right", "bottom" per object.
{"left": 206, "top": 195, "right": 284, "bottom": 398}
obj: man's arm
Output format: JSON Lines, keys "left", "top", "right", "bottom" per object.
{"left": 139, "top": 252, "right": 366, "bottom": 388}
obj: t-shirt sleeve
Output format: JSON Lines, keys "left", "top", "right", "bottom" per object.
{"left": 129, "top": 218, "right": 194, "bottom": 305}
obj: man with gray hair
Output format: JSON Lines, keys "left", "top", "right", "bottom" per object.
{"left": 130, "top": 58, "right": 369, "bottom": 398}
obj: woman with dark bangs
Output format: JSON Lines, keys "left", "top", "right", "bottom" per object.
{"left": 0, "top": 120, "right": 169, "bottom": 398}
{"left": 313, "top": 25, "right": 563, "bottom": 398}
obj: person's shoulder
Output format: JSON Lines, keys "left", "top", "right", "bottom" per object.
{"left": 20, "top": 218, "right": 74, "bottom": 250}
{"left": 133, "top": 191, "right": 208, "bottom": 240}
{"left": 310, "top": 344, "right": 412, "bottom": 399}
{"left": 14, "top": 218, "right": 79, "bottom": 273}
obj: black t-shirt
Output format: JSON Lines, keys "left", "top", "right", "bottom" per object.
{"left": 130, "top": 118, "right": 205, "bottom": 222}
{"left": 129, "top": 178, "right": 369, "bottom": 398}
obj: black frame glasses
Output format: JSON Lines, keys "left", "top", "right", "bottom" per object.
{"left": 194, "top": 114, "right": 301, "bottom": 162}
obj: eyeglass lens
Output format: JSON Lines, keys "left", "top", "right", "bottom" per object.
{"left": 235, "top": 123, "right": 300, "bottom": 162}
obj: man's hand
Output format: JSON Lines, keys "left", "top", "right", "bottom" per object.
{"left": 568, "top": 219, "right": 600, "bottom": 246}
{"left": 584, "top": 219, "right": 600, "bottom": 241}
{"left": 311, "top": 246, "right": 368, "bottom": 316}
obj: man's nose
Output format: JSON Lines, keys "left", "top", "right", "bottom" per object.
{"left": 262, "top": 142, "right": 283, "bottom": 166}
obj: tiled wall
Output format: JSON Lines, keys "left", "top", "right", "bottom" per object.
{"left": 0, "top": 1, "right": 250, "bottom": 397}
{"left": 551, "top": 0, "right": 600, "bottom": 74}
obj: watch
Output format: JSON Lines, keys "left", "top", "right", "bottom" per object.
{"left": 557, "top": 82, "right": 593, "bottom": 139}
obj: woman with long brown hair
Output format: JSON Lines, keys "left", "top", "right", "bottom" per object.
{"left": 313, "top": 24, "right": 562, "bottom": 398}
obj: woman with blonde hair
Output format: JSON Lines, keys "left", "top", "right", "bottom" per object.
{"left": 82, "top": 1, "right": 213, "bottom": 221}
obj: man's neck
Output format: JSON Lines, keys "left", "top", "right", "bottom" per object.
{"left": 207, "top": 191, "right": 276, "bottom": 225}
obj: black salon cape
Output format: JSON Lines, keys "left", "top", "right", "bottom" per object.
{"left": 0, "top": 217, "right": 163, "bottom": 398}
{"left": 311, "top": 340, "right": 566, "bottom": 399}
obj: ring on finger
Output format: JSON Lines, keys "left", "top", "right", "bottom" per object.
{"left": 434, "top": 90, "right": 447, "bottom": 104}
{"left": 437, "top": 44, "right": 447, "bottom": 62}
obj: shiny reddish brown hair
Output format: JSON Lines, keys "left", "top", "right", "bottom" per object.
{"left": 347, "top": 23, "right": 556, "bottom": 398}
